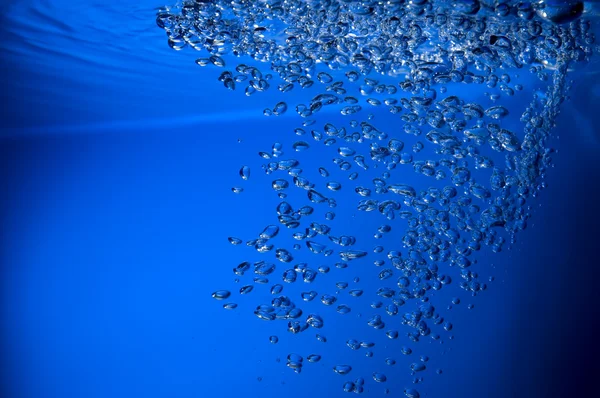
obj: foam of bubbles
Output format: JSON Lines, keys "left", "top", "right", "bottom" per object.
{"left": 161, "top": 0, "right": 596, "bottom": 395}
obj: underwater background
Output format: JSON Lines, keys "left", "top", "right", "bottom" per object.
{"left": 1, "top": 1, "right": 600, "bottom": 397}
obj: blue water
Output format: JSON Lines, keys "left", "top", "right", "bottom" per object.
{"left": 1, "top": 1, "right": 600, "bottom": 397}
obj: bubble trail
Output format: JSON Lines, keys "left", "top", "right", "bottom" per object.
{"left": 159, "top": 0, "right": 597, "bottom": 395}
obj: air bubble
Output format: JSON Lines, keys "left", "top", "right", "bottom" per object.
{"left": 228, "top": 237, "right": 242, "bottom": 245}
{"left": 166, "top": 0, "right": 597, "bottom": 392}
{"left": 333, "top": 365, "right": 352, "bottom": 375}
{"left": 212, "top": 290, "right": 231, "bottom": 300}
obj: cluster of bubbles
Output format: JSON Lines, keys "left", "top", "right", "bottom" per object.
{"left": 158, "top": 0, "right": 595, "bottom": 396}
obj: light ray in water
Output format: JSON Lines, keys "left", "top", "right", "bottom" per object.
{"left": 0, "top": 109, "right": 266, "bottom": 138}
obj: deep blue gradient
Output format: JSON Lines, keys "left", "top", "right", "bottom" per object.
{"left": 1, "top": 1, "right": 600, "bottom": 398}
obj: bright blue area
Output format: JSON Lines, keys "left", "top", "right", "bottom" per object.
{"left": 1, "top": 1, "right": 600, "bottom": 398}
